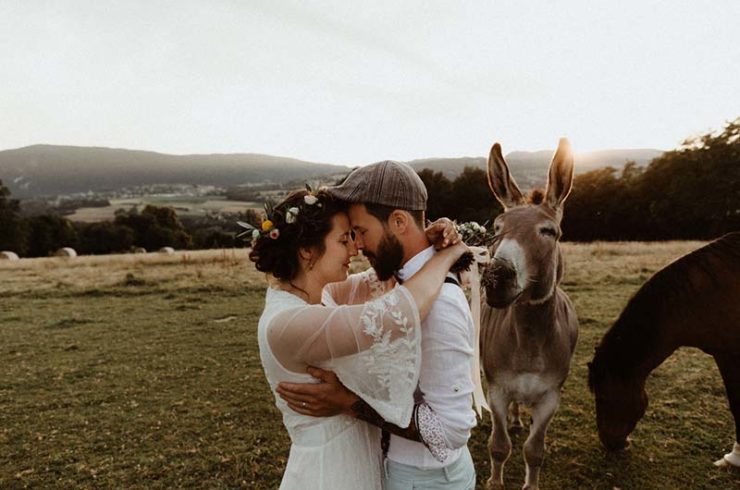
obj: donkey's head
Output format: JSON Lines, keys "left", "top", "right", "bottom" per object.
{"left": 483, "top": 138, "right": 574, "bottom": 308}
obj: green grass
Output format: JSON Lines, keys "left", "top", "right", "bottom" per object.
{"left": 1, "top": 245, "right": 738, "bottom": 489}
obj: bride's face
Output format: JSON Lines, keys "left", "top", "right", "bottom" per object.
{"left": 312, "top": 212, "right": 357, "bottom": 286}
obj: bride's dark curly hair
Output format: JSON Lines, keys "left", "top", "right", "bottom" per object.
{"left": 249, "top": 189, "right": 345, "bottom": 281}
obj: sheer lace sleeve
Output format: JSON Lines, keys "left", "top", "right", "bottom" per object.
{"left": 322, "top": 268, "right": 394, "bottom": 306}
{"left": 268, "top": 285, "right": 422, "bottom": 426}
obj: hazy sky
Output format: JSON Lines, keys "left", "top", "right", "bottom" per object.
{"left": 1, "top": 1, "right": 739, "bottom": 164}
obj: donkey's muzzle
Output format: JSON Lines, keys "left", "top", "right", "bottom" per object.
{"left": 483, "top": 262, "right": 521, "bottom": 308}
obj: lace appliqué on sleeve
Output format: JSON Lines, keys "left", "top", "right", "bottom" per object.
{"left": 331, "top": 286, "right": 422, "bottom": 427}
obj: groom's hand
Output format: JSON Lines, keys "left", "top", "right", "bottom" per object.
{"left": 276, "top": 367, "right": 360, "bottom": 417}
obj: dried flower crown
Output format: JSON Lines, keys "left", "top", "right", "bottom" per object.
{"left": 237, "top": 184, "right": 323, "bottom": 245}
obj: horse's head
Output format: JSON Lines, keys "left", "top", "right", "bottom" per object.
{"left": 482, "top": 138, "right": 574, "bottom": 308}
{"left": 588, "top": 354, "right": 649, "bottom": 451}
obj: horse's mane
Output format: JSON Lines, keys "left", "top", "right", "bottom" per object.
{"left": 589, "top": 232, "right": 740, "bottom": 391}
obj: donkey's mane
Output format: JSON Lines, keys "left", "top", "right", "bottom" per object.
{"left": 589, "top": 232, "right": 740, "bottom": 390}
{"left": 526, "top": 189, "right": 545, "bottom": 205}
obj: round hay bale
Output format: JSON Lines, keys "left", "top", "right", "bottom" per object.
{"left": 54, "top": 247, "right": 77, "bottom": 258}
{"left": 133, "top": 247, "right": 147, "bottom": 254}
{"left": 0, "top": 251, "right": 19, "bottom": 260}
{"left": 158, "top": 247, "right": 175, "bottom": 255}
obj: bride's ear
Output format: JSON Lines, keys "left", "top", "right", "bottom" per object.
{"left": 299, "top": 247, "right": 319, "bottom": 271}
{"left": 299, "top": 247, "right": 313, "bottom": 263}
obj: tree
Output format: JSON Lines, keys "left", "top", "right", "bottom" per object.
{"left": 114, "top": 205, "right": 192, "bottom": 250}
{"left": 417, "top": 169, "right": 453, "bottom": 222}
{"left": 76, "top": 221, "right": 135, "bottom": 255}
{"left": 449, "top": 166, "right": 502, "bottom": 224}
{"left": 0, "top": 179, "right": 27, "bottom": 254}
{"left": 24, "top": 214, "right": 78, "bottom": 257}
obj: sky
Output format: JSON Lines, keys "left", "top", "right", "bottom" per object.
{"left": 1, "top": 0, "right": 739, "bottom": 165}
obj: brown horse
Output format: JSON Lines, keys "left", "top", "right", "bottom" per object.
{"left": 481, "top": 138, "right": 579, "bottom": 490}
{"left": 588, "top": 231, "right": 740, "bottom": 467}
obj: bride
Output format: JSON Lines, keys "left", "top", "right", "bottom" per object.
{"left": 249, "top": 188, "right": 466, "bottom": 489}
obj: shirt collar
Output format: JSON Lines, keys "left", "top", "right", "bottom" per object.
{"left": 397, "top": 246, "right": 435, "bottom": 282}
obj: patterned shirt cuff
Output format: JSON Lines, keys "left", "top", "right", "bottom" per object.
{"left": 415, "top": 403, "right": 450, "bottom": 463}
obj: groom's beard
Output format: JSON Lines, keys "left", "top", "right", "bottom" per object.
{"left": 364, "top": 232, "right": 404, "bottom": 281}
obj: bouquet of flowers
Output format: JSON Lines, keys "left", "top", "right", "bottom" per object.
{"left": 456, "top": 221, "right": 492, "bottom": 247}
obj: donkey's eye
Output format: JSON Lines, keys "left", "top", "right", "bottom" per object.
{"left": 539, "top": 227, "right": 557, "bottom": 238}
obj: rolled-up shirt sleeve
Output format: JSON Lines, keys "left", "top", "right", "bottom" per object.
{"left": 417, "top": 286, "right": 477, "bottom": 449}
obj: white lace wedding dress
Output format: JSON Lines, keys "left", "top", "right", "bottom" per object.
{"left": 257, "top": 270, "right": 422, "bottom": 490}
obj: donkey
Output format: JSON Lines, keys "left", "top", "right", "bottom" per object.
{"left": 480, "top": 138, "right": 579, "bottom": 490}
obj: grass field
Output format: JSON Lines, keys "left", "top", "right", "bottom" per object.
{"left": 1, "top": 243, "right": 739, "bottom": 489}
{"left": 67, "top": 197, "right": 259, "bottom": 222}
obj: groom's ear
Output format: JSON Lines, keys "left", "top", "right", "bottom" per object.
{"left": 388, "top": 210, "right": 410, "bottom": 235}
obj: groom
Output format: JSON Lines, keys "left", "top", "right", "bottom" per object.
{"left": 277, "top": 160, "right": 477, "bottom": 489}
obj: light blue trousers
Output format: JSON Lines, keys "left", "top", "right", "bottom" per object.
{"left": 383, "top": 447, "right": 476, "bottom": 490}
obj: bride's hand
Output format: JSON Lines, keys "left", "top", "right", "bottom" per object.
{"left": 425, "top": 218, "right": 460, "bottom": 250}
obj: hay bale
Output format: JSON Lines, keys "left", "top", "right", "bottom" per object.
{"left": 0, "top": 251, "right": 19, "bottom": 260}
{"left": 158, "top": 247, "right": 175, "bottom": 255}
{"left": 54, "top": 247, "right": 77, "bottom": 258}
{"left": 133, "top": 247, "right": 147, "bottom": 254}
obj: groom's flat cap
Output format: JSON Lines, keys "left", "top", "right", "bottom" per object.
{"left": 327, "top": 160, "right": 427, "bottom": 211}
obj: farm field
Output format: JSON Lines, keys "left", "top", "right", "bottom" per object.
{"left": 1, "top": 243, "right": 739, "bottom": 489}
{"left": 67, "top": 196, "right": 259, "bottom": 222}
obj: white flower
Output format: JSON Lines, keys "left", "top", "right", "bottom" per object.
{"left": 285, "top": 207, "right": 300, "bottom": 223}
{"left": 304, "top": 195, "right": 319, "bottom": 205}
{"left": 251, "top": 229, "right": 260, "bottom": 241}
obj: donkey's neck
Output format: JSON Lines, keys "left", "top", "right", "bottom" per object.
{"left": 510, "top": 294, "right": 559, "bottom": 336}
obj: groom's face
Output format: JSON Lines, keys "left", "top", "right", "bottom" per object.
{"left": 348, "top": 204, "right": 405, "bottom": 281}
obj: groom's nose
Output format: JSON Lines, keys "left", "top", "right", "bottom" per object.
{"left": 353, "top": 234, "right": 365, "bottom": 250}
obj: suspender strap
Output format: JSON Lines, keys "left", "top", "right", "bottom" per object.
{"left": 444, "top": 276, "right": 461, "bottom": 287}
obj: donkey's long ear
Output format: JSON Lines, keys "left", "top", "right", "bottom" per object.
{"left": 487, "top": 143, "right": 524, "bottom": 209}
{"left": 545, "top": 138, "right": 574, "bottom": 211}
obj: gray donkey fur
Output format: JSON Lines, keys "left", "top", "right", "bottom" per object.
{"left": 481, "top": 138, "right": 579, "bottom": 490}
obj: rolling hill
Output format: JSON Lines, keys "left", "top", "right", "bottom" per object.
{"left": 0, "top": 144, "right": 663, "bottom": 198}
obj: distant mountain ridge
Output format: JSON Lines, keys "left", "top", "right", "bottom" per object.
{"left": 0, "top": 145, "right": 351, "bottom": 198}
{"left": 407, "top": 148, "right": 663, "bottom": 189}
{"left": 0, "top": 144, "right": 664, "bottom": 198}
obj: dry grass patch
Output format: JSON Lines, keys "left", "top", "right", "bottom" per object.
{"left": 1, "top": 243, "right": 738, "bottom": 489}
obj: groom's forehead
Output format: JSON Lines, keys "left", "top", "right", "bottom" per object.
{"left": 348, "top": 204, "right": 381, "bottom": 227}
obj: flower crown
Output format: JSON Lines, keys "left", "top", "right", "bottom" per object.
{"left": 237, "top": 185, "right": 323, "bottom": 245}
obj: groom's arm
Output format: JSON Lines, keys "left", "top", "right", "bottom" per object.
{"left": 277, "top": 367, "right": 450, "bottom": 461}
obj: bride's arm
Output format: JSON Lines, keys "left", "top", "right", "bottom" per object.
{"left": 268, "top": 242, "right": 468, "bottom": 368}
{"left": 322, "top": 218, "right": 461, "bottom": 306}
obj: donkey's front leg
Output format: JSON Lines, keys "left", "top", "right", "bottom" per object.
{"left": 486, "top": 389, "right": 512, "bottom": 490}
{"left": 523, "top": 390, "right": 559, "bottom": 490}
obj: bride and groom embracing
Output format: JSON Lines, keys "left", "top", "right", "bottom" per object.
{"left": 250, "top": 160, "right": 478, "bottom": 489}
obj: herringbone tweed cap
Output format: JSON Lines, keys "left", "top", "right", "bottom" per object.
{"left": 327, "top": 160, "right": 427, "bottom": 211}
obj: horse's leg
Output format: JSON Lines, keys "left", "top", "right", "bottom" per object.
{"left": 486, "top": 389, "right": 512, "bottom": 490}
{"left": 713, "top": 353, "right": 740, "bottom": 468}
{"left": 509, "top": 401, "right": 524, "bottom": 433}
{"left": 522, "top": 390, "right": 559, "bottom": 490}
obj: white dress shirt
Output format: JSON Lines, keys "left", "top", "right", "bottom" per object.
{"left": 388, "top": 246, "right": 477, "bottom": 469}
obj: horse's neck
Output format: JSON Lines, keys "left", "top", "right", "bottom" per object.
{"left": 605, "top": 315, "right": 679, "bottom": 380}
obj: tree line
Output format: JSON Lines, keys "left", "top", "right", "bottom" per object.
{"left": 1, "top": 118, "right": 738, "bottom": 257}
{"left": 421, "top": 118, "right": 739, "bottom": 241}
